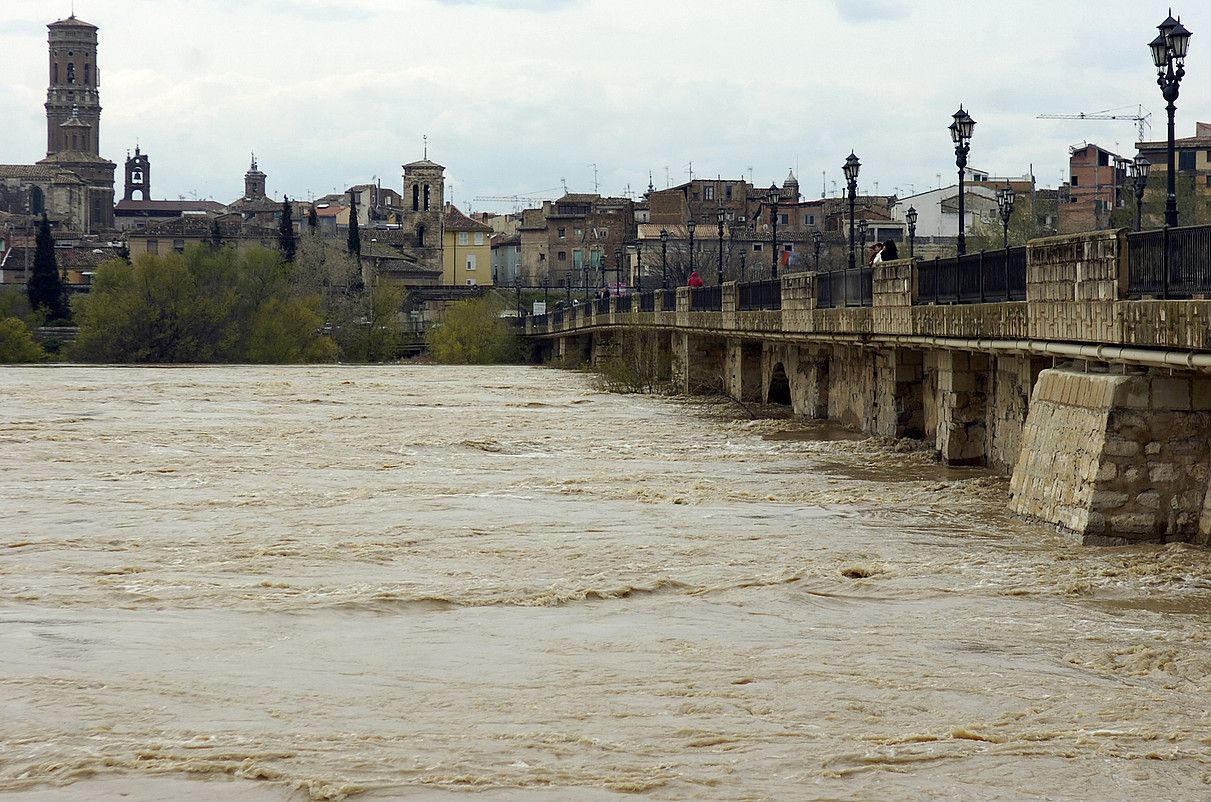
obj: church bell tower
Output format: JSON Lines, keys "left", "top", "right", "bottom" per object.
{"left": 45, "top": 16, "right": 102, "bottom": 156}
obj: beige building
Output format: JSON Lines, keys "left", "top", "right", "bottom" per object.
{"left": 442, "top": 204, "right": 492, "bottom": 286}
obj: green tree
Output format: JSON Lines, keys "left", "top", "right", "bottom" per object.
{"left": 245, "top": 296, "right": 340, "bottom": 363}
{"left": 308, "top": 203, "right": 319, "bottom": 233}
{"left": 279, "top": 197, "right": 297, "bottom": 262}
{"left": 27, "top": 215, "right": 70, "bottom": 322}
{"left": 347, "top": 191, "right": 361, "bottom": 257}
{"left": 0, "top": 317, "right": 45, "bottom": 363}
{"left": 427, "top": 294, "right": 523, "bottom": 364}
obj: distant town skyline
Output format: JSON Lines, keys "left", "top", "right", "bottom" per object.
{"left": 2, "top": 0, "right": 1207, "bottom": 212}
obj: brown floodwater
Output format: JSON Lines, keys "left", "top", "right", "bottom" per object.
{"left": 1, "top": 365, "right": 1210, "bottom": 801}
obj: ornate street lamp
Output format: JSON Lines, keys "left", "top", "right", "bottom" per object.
{"left": 565, "top": 270, "right": 572, "bottom": 303}
{"left": 767, "top": 184, "right": 781, "bottom": 279}
{"left": 996, "top": 182, "right": 1016, "bottom": 249}
{"left": 843, "top": 152, "right": 860, "bottom": 269}
{"left": 858, "top": 217, "right": 868, "bottom": 263}
{"left": 812, "top": 230, "right": 823, "bottom": 272}
{"left": 613, "top": 247, "right": 621, "bottom": 291}
{"left": 1132, "top": 156, "right": 1151, "bottom": 231}
{"left": 905, "top": 205, "right": 918, "bottom": 257}
{"left": 686, "top": 218, "right": 697, "bottom": 276}
{"left": 1151, "top": 12, "right": 1193, "bottom": 227}
{"left": 949, "top": 106, "right": 976, "bottom": 255}
{"left": 660, "top": 227, "right": 669, "bottom": 289}
{"left": 716, "top": 206, "right": 726, "bottom": 285}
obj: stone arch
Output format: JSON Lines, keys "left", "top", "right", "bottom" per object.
{"left": 416, "top": 223, "right": 426, "bottom": 247}
{"left": 29, "top": 186, "right": 45, "bottom": 215}
{"left": 767, "top": 361, "right": 791, "bottom": 405}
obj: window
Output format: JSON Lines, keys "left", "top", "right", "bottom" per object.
{"left": 573, "top": 228, "right": 582, "bottom": 238}
{"left": 416, "top": 224, "right": 426, "bottom": 246}
{"left": 725, "top": 185, "right": 733, "bottom": 200}
{"left": 704, "top": 186, "right": 715, "bottom": 201}
{"left": 558, "top": 227, "right": 566, "bottom": 239}
{"left": 558, "top": 251, "right": 566, "bottom": 261}
{"left": 412, "top": 185, "right": 420, "bottom": 211}
{"left": 457, "top": 232, "right": 469, "bottom": 245}
{"left": 1071, "top": 175, "right": 1079, "bottom": 186}
{"left": 67, "top": 63, "right": 76, "bottom": 84}
{"left": 466, "top": 254, "right": 477, "bottom": 271}
{"left": 84, "top": 64, "right": 91, "bottom": 85}
{"left": 474, "top": 232, "right": 484, "bottom": 246}
{"left": 779, "top": 214, "right": 789, "bottom": 225}
{"left": 423, "top": 184, "right": 431, "bottom": 210}
{"left": 1179, "top": 150, "right": 1196, "bottom": 172}
{"left": 538, "top": 253, "right": 546, "bottom": 262}
{"left": 752, "top": 243, "right": 763, "bottom": 252}
{"left": 173, "top": 239, "right": 185, "bottom": 252}
{"left": 466, "top": 278, "right": 477, "bottom": 286}
{"left": 804, "top": 214, "right": 815, "bottom": 225}
{"left": 147, "top": 239, "right": 158, "bottom": 254}
{"left": 52, "top": 64, "right": 58, "bottom": 84}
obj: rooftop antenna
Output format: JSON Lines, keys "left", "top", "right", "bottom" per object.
{"left": 664, "top": 166, "right": 670, "bottom": 188}
{"left": 589, "top": 163, "right": 598, "bottom": 193}
{"left": 821, "top": 170, "right": 826, "bottom": 199}
{"left": 647, "top": 171, "right": 654, "bottom": 193}
{"left": 747, "top": 166, "right": 754, "bottom": 184}
{"left": 423, "top": 134, "right": 428, "bottom": 159}
{"left": 686, "top": 161, "right": 694, "bottom": 181}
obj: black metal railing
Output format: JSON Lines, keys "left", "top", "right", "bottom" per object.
{"left": 738, "top": 279, "right": 782, "bottom": 310}
{"left": 638, "top": 291, "right": 655, "bottom": 312}
{"left": 531, "top": 313, "right": 548, "bottom": 327}
{"left": 552, "top": 309, "right": 564, "bottom": 326}
{"left": 661, "top": 290, "right": 677, "bottom": 311}
{"left": 596, "top": 297, "right": 610, "bottom": 315}
{"left": 1127, "top": 225, "right": 1211, "bottom": 298}
{"left": 816, "top": 268, "right": 872, "bottom": 308}
{"left": 616, "top": 294, "right": 631, "bottom": 313}
{"left": 690, "top": 285, "right": 722, "bottom": 311}
{"left": 916, "top": 247, "right": 1026, "bottom": 304}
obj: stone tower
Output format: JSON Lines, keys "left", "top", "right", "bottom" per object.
{"left": 244, "top": 155, "right": 267, "bottom": 199}
{"left": 37, "top": 14, "right": 115, "bottom": 231}
{"left": 45, "top": 16, "right": 102, "bottom": 157}
{"left": 124, "top": 145, "right": 150, "bottom": 201}
{"left": 401, "top": 156, "right": 446, "bottom": 271}
{"left": 781, "top": 169, "right": 800, "bottom": 203}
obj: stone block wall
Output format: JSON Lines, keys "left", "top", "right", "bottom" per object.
{"left": 828, "top": 345, "right": 876, "bottom": 431}
{"left": 1026, "top": 228, "right": 1126, "bottom": 302}
{"left": 873, "top": 259, "right": 915, "bottom": 308}
{"left": 931, "top": 350, "right": 990, "bottom": 464}
{"left": 1010, "top": 368, "right": 1211, "bottom": 544}
{"left": 872, "top": 348, "right": 924, "bottom": 438}
{"left": 985, "top": 354, "right": 1046, "bottom": 472}
{"left": 725, "top": 338, "right": 763, "bottom": 402}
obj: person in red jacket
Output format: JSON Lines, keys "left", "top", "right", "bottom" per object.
{"left": 687, "top": 270, "right": 704, "bottom": 288}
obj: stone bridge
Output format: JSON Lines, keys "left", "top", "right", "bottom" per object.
{"left": 525, "top": 228, "right": 1211, "bottom": 547}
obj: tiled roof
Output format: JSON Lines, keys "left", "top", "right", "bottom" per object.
{"left": 444, "top": 204, "right": 492, "bottom": 233}
{"left": 49, "top": 15, "right": 97, "bottom": 29}
{"left": 403, "top": 158, "right": 444, "bottom": 170}
{"left": 227, "top": 196, "right": 281, "bottom": 212}
{"left": 0, "top": 165, "right": 58, "bottom": 179}
{"left": 114, "top": 199, "right": 226, "bottom": 213}
{"left": 38, "top": 151, "right": 116, "bottom": 167}
{"left": 130, "top": 216, "right": 277, "bottom": 238}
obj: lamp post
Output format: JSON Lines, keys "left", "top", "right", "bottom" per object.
{"left": 634, "top": 244, "right": 642, "bottom": 291}
{"left": 542, "top": 276, "right": 549, "bottom": 308}
{"left": 767, "top": 184, "right": 781, "bottom": 279}
{"left": 812, "top": 230, "right": 823, "bottom": 272}
{"left": 906, "top": 206, "right": 918, "bottom": 258}
{"left": 729, "top": 221, "right": 738, "bottom": 283}
{"left": 843, "top": 152, "right": 860, "bottom": 269}
{"left": 858, "top": 218, "right": 868, "bottom": 264}
{"left": 949, "top": 106, "right": 976, "bottom": 255}
{"left": 1151, "top": 12, "right": 1193, "bottom": 227}
{"left": 687, "top": 218, "right": 697, "bottom": 277}
{"left": 716, "top": 206, "right": 725, "bottom": 285}
{"left": 1132, "top": 156, "right": 1151, "bottom": 231}
{"left": 660, "top": 227, "right": 669, "bottom": 289}
{"left": 565, "top": 270, "right": 572, "bottom": 304}
{"left": 613, "top": 248, "right": 621, "bottom": 293}
{"left": 996, "top": 182, "right": 1015, "bottom": 249}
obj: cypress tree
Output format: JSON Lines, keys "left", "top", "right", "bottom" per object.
{"left": 209, "top": 218, "right": 223, "bottom": 251}
{"left": 346, "top": 191, "right": 361, "bottom": 257}
{"left": 278, "top": 197, "right": 297, "bottom": 262}
{"left": 308, "top": 203, "right": 318, "bottom": 233}
{"left": 27, "top": 214, "right": 70, "bottom": 322}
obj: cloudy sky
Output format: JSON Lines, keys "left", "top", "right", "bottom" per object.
{"left": 2, "top": 0, "right": 1206, "bottom": 212}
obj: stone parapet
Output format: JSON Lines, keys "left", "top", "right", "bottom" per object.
{"left": 873, "top": 259, "right": 915, "bottom": 307}
{"left": 1027, "top": 228, "right": 1126, "bottom": 303}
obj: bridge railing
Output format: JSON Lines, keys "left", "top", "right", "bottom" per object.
{"left": 637, "top": 291, "right": 655, "bottom": 312}
{"left": 738, "top": 279, "right": 782, "bottom": 310}
{"left": 916, "top": 247, "right": 1026, "bottom": 304}
{"left": 552, "top": 309, "right": 564, "bottom": 326}
{"left": 661, "top": 290, "right": 677, "bottom": 311}
{"left": 690, "top": 285, "right": 722, "bottom": 311}
{"left": 595, "top": 296, "right": 610, "bottom": 315}
{"left": 616, "top": 294, "right": 632, "bottom": 313}
{"left": 816, "top": 268, "right": 872, "bottom": 308}
{"left": 1127, "top": 225, "right": 1211, "bottom": 298}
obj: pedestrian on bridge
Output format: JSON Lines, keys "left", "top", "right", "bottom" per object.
{"left": 687, "top": 270, "right": 704, "bottom": 288}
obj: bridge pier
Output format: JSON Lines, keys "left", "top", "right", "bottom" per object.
{"left": 873, "top": 348, "right": 925, "bottom": 439}
{"left": 673, "top": 333, "right": 725, "bottom": 395}
{"left": 556, "top": 334, "right": 591, "bottom": 366}
{"left": 725, "top": 339, "right": 763, "bottom": 402}
{"left": 1010, "top": 368, "right": 1211, "bottom": 545}
{"left": 925, "top": 350, "right": 990, "bottom": 465}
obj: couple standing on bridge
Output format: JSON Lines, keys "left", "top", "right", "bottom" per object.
{"left": 869, "top": 240, "right": 899, "bottom": 265}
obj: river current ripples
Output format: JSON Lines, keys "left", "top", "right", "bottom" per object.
{"left": 2, "top": 365, "right": 1210, "bottom": 801}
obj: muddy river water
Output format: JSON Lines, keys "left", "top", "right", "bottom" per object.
{"left": 2, "top": 365, "right": 1210, "bottom": 801}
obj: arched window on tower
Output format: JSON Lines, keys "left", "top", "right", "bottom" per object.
{"left": 67, "top": 63, "right": 75, "bottom": 84}
{"left": 52, "top": 63, "right": 59, "bottom": 84}
{"left": 30, "top": 187, "right": 45, "bottom": 216}
{"left": 84, "top": 64, "right": 91, "bottom": 85}
{"left": 417, "top": 224, "right": 426, "bottom": 247}
{"left": 424, "top": 184, "right": 431, "bottom": 211}
{"left": 412, "top": 185, "right": 419, "bottom": 211}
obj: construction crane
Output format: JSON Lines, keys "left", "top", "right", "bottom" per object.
{"left": 470, "top": 186, "right": 562, "bottom": 210}
{"left": 1036, "top": 105, "right": 1152, "bottom": 142}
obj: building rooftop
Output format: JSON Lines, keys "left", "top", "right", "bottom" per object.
{"left": 48, "top": 15, "right": 98, "bottom": 29}
{"left": 114, "top": 200, "right": 226, "bottom": 213}
{"left": 444, "top": 204, "right": 492, "bottom": 233}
